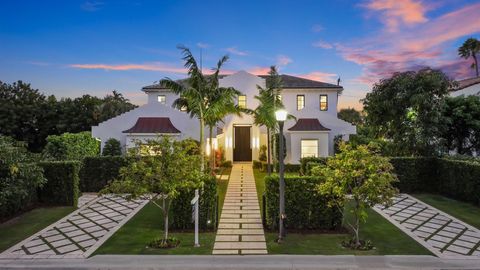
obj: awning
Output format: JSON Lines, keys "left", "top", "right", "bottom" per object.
{"left": 288, "top": 118, "right": 330, "bottom": 131}
{"left": 123, "top": 117, "right": 181, "bottom": 134}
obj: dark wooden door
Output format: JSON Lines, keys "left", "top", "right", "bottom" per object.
{"left": 233, "top": 126, "right": 252, "bottom": 161}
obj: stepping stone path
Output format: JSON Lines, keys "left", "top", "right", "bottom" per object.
{"left": 213, "top": 164, "right": 267, "bottom": 255}
{"left": 374, "top": 194, "right": 480, "bottom": 258}
{"left": 0, "top": 195, "right": 148, "bottom": 259}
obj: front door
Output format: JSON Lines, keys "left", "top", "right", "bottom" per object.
{"left": 233, "top": 126, "right": 252, "bottom": 161}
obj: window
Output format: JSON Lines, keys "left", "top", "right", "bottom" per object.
{"left": 158, "top": 95, "right": 166, "bottom": 104}
{"left": 301, "top": 139, "right": 318, "bottom": 158}
{"left": 319, "top": 95, "right": 328, "bottom": 111}
{"left": 297, "top": 95, "right": 305, "bottom": 110}
{"left": 277, "top": 94, "right": 282, "bottom": 102}
{"left": 238, "top": 95, "right": 247, "bottom": 108}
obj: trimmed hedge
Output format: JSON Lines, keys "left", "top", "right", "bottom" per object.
{"left": 80, "top": 156, "right": 128, "bottom": 192}
{"left": 300, "top": 157, "right": 328, "bottom": 175}
{"left": 390, "top": 157, "right": 480, "bottom": 206}
{"left": 264, "top": 175, "right": 342, "bottom": 231}
{"left": 38, "top": 161, "right": 80, "bottom": 206}
{"left": 253, "top": 160, "right": 263, "bottom": 169}
{"left": 170, "top": 175, "right": 218, "bottom": 230}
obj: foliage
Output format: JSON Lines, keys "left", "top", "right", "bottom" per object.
{"left": 362, "top": 69, "right": 454, "bottom": 156}
{"left": 274, "top": 133, "right": 286, "bottom": 163}
{"left": 253, "top": 160, "right": 263, "bottom": 169}
{"left": 219, "top": 160, "right": 232, "bottom": 168}
{"left": 389, "top": 157, "right": 436, "bottom": 193}
{"left": 0, "top": 136, "right": 45, "bottom": 220}
{"left": 264, "top": 175, "right": 342, "bottom": 230}
{"left": 102, "top": 138, "right": 122, "bottom": 156}
{"left": 80, "top": 156, "right": 128, "bottom": 192}
{"left": 315, "top": 143, "right": 398, "bottom": 248}
{"left": 259, "top": 145, "right": 267, "bottom": 162}
{"left": 0, "top": 81, "right": 136, "bottom": 152}
{"left": 160, "top": 46, "right": 236, "bottom": 172}
{"left": 43, "top": 131, "right": 100, "bottom": 160}
{"left": 440, "top": 96, "right": 480, "bottom": 155}
{"left": 300, "top": 156, "right": 328, "bottom": 175}
{"left": 338, "top": 108, "right": 363, "bottom": 125}
{"left": 458, "top": 37, "right": 480, "bottom": 77}
{"left": 102, "top": 136, "right": 206, "bottom": 240}
{"left": 148, "top": 237, "right": 180, "bottom": 249}
{"left": 38, "top": 161, "right": 80, "bottom": 207}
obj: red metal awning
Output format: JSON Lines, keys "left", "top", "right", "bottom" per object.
{"left": 288, "top": 118, "right": 330, "bottom": 131}
{"left": 123, "top": 117, "right": 181, "bottom": 134}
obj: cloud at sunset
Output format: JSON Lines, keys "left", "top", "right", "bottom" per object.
{"left": 312, "top": 40, "right": 333, "bottom": 49}
{"left": 363, "top": 0, "right": 428, "bottom": 32}
{"left": 298, "top": 71, "right": 337, "bottom": 83}
{"left": 225, "top": 47, "right": 248, "bottom": 56}
{"left": 69, "top": 63, "right": 187, "bottom": 73}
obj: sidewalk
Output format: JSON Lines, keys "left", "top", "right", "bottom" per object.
{"left": 1, "top": 255, "right": 480, "bottom": 269}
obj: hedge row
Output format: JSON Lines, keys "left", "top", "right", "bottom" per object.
{"left": 38, "top": 161, "right": 80, "bottom": 206}
{"left": 80, "top": 156, "right": 128, "bottom": 192}
{"left": 390, "top": 157, "right": 480, "bottom": 206}
{"left": 170, "top": 175, "right": 218, "bottom": 230}
{"left": 253, "top": 160, "right": 301, "bottom": 173}
{"left": 264, "top": 175, "right": 342, "bottom": 231}
{"left": 300, "top": 157, "right": 328, "bottom": 175}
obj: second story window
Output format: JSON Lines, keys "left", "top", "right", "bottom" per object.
{"left": 297, "top": 95, "right": 305, "bottom": 110}
{"left": 320, "top": 95, "right": 328, "bottom": 111}
{"left": 158, "top": 95, "right": 166, "bottom": 104}
{"left": 238, "top": 95, "right": 247, "bottom": 109}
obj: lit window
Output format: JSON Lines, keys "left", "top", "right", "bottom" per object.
{"left": 320, "top": 95, "right": 328, "bottom": 111}
{"left": 297, "top": 95, "right": 305, "bottom": 110}
{"left": 277, "top": 94, "right": 282, "bottom": 102}
{"left": 301, "top": 139, "right": 318, "bottom": 158}
{"left": 158, "top": 95, "right": 166, "bottom": 104}
{"left": 238, "top": 95, "right": 247, "bottom": 108}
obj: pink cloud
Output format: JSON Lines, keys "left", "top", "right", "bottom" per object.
{"left": 363, "top": 0, "right": 428, "bottom": 32}
{"left": 298, "top": 72, "right": 337, "bottom": 83}
{"left": 276, "top": 55, "right": 292, "bottom": 66}
{"left": 225, "top": 47, "right": 248, "bottom": 56}
{"left": 246, "top": 66, "right": 271, "bottom": 75}
{"left": 312, "top": 40, "right": 333, "bottom": 49}
{"left": 69, "top": 63, "right": 187, "bottom": 73}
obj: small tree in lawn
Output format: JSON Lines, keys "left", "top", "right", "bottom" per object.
{"left": 313, "top": 142, "right": 398, "bottom": 249}
{"left": 102, "top": 136, "right": 204, "bottom": 245}
{"left": 102, "top": 138, "right": 122, "bottom": 156}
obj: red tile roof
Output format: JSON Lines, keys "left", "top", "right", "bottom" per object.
{"left": 288, "top": 118, "right": 330, "bottom": 131}
{"left": 123, "top": 117, "right": 181, "bottom": 134}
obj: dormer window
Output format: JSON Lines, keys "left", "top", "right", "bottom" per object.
{"left": 238, "top": 95, "right": 247, "bottom": 109}
{"left": 297, "top": 95, "right": 305, "bottom": 110}
{"left": 158, "top": 95, "right": 166, "bottom": 104}
{"left": 320, "top": 95, "right": 328, "bottom": 111}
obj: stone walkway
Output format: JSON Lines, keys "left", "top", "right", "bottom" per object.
{"left": 374, "top": 194, "right": 480, "bottom": 258}
{"left": 0, "top": 195, "right": 148, "bottom": 259}
{"left": 213, "top": 164, "right": 267, "bottom": 255}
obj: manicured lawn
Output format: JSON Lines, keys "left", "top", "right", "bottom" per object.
{"left": 216, "top": 167, "right": 231, "bottom": 217}
{"left": 253, "top": 168, "right": 267, "bottom": 213}
{"left": 94, "top": 202, "right": 215, "bottom": 255}
{"left": 0, "top": 206, "right": 75, "bottom": 252}
{"left": 413, "top": 193, "right": 480, "bottom": 229}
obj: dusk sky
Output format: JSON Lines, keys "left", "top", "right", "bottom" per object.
{"left": 1, "top": 0, "right": 479, "bottom": 110}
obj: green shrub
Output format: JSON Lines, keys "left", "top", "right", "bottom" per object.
{"left": 300, "top": 157, "right": 328, "bottom": 175}
{"left": 264, "top": 175, "right": 342, "bottom": 230}
{"left": 389, "top": 157, "right": 437, "bottom": 193}
{"left": 259, "top": 145, "right": 267, "bottom": 162}
{"left": 43, "top": 131, "right": 100, "bottom": 161}
{"left": 253, "top": 160, "right": 263, "bottom": 169}
{"left": 0, "top": 136, "right": 45, "bottom": 220}
{"left": 102, "top": 138, "right": 122, "bottom": 156}
{"left": 38, "top": 161, "right": 80, "bottom": 206}
{"left": 170, "top": 175, "right": 218, "bottom": 230}
{"left": 220, "top": 160, "right": 232, "bottom": 168}
{"left": 274, "top": 163, "right": 301, "bottom": 173}
{"left": 80, "top": 156, "right": 128, "bottom": 192}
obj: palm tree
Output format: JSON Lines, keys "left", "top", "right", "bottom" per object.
{"left": 161, "top": 46, "right": 236, "bottom": 171}
{"left": 459, "top": 38, "right": 480, "bottom": 77}
{"left": 252, "top": 66, "right": 284, "bottom": 175}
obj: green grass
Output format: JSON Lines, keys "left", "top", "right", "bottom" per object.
{"left": 216, "top": 167, "right": 231, "bottom": 217}
{"left": 413, "top": 193, "right": 480, "bottom": 229}
{"left": 0, "top": 206, "right": 75, "bottom": 252}
{"left": 94, "top": 202, "right": 215, "bottom": 255}
{"left": 253, "top": 168, "right": 267, "bottom": 214}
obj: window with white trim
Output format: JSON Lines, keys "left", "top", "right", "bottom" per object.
{"left": 238, "top": 95, "right": 247, "bottom": 108}
{"left": 158, "top": 95, "right": 166, "bottom": 104}
{"left": 297, "top": 95, "right": 305, "bottom": 110}
{"left": 319, "top": 95, "right": 328, "bottom": 111}
{"left": 301, "top": 139, "right": 318, "bottom": 158}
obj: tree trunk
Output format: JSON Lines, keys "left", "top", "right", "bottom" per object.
{"left": 272, "top": 131, "right": 277, "bottom": 172}
{"left": 354, "top": 200, "right": 360, "bottom": 247}
{"left": 209, "top": 125, "right": 215, "bottom": 171}
{"left": 199, "top": 117, "right": 205, "bottom": 172}
{"left": 267, "top": 128, "right": 271, "bottom": 175}
{"left": 163, "top": 198, "right": 169, "bottom": 239}
{"left": 474, "top": 53, "right": 479, "bottom": 77}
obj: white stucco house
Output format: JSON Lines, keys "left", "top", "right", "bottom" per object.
{"left": 92, "top": 71, "right": 356, "bottom": 164}
{"left": 450, "top": 77, "right": 480, "bottom": 97}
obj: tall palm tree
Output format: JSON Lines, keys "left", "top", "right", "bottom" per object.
{"left": 252, "top": 66, "right": 284, "bottom": 175}
{"left": 459, "top": 38, "right": 480, "bottom": 77}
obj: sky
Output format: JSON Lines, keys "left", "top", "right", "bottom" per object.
{"left": 1, "top": 0, "right": 479, "bottom": 110}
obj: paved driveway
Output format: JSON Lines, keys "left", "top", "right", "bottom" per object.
{"left": 374, "top": 194, "right": 480, "bottom": 258}
{"left": 0, "top": 195, "right": 148, "bottom": 259}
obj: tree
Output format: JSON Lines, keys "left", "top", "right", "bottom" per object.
{"left": 362, "top": 68, "right": 454, "bottom": 156}
{"left": 95, "top": 91, "right": 137, "bottom": 122}
{"left": 0, "top": 136, "right": 45, "bottom": 219}
{"left": 102, "top": 138, "right": 122, "bottom": 156}
{"left": 43, "top": 131, "right": 100, "bottom": 160}
{"left": 314, "top": 142, "right": 398, "bottom": 248}
{"left": 160, "top": 46, "right": 233, "bottom": 172}
{"left": 102, "top": 136, "right": 205, "bottom": 242}
{"left": 252, "top": 66, "right": 285, "bottom": 174}
{"left": 440, "top": 96, "right": 480, "bottom": 155}
{"left": 338, "top": 108, "right": 363, "bottom": 125}
{"left": 458, "top": 38, "right": 480, "bottom": 77}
